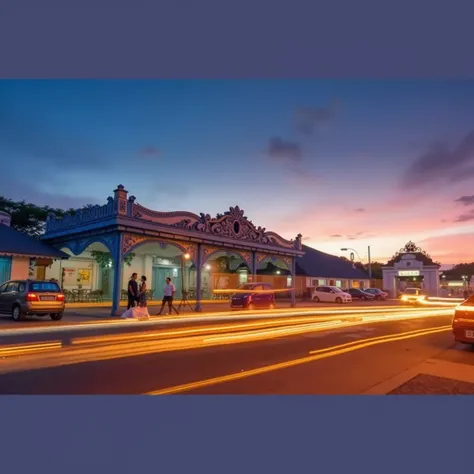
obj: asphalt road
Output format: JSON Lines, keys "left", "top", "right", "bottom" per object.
{"left": 0, "top": 305, "right": 464, "bottom": 394}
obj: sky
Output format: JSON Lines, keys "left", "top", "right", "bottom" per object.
{"left": 1, "top": 79, "right": 474, "bottom": 266}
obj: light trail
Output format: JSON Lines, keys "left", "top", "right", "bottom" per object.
{"left": 146, "top": 325, "right": 452, "bottom": 395}
{"left": 0, "top": 307, "right": 453, "bottom": 372}
{"left": 0, "top": 304, "right": 455, "bottom": 338}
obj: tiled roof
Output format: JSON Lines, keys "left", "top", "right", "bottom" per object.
{"left": 0, "top": 225, "right": 69, "bottom": 259}
{"left": 296, "top": 245, "right": 370, "bottom": 280}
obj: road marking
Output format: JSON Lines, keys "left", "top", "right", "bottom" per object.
{"left": 146, "top": 325, "right": 451, "bottom": 395}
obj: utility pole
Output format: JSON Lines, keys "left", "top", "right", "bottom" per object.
{"left": 368, "top": 246, "right": 372, "bottom": 279}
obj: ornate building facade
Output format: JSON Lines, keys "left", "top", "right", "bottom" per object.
{"left": 41, "top": 185, "right": 304, "bottom": 315}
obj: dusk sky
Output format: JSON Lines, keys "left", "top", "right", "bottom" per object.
{"left": 2, "top": 79, "right": 474, "bottom": 265}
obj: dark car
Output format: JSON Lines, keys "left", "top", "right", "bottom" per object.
{"left": 364, "top": 288, "right": 388, "bottom": 300}
{"left": 0, "top": 279, "right": 65, "bottom": 321}
{"left": 346, "top": 288, "right": 375, "bottom": 301}
{"left": 230, "top": 283, "right": 275, "bottom": 310}
{"left": 452, "top": 295, "right": 474, "bottom": 345}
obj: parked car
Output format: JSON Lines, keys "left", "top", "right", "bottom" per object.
{"left": 452, "top": 295, "right": 474, "bottom": 345}
{"left": 346, "top": 288, "right": 375, "bottom": 301}
{"left": 364, "top": 288, "right": 388, "bottom": 300}
{"left": 230, "top": 282, "right": 275, "bottom": 310}
{"left": 400, "top": 287, "right": 424, "bottom": 304}
{"left": 312, "top": 286, "right": 352, "bottom": 304}
{"left": 0, "top": 279, "right": 65, "bottom": 321}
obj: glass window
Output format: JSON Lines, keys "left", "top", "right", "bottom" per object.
{"left": 286, "top": 276, "right": 292, "bottom": 287}
{"left": 335, "top": 280, "right": 342, "bottom": 287}
{"left": 0, "top": 282, "right": 8, "bottom": 292}
{"left": 6, "top": 282, "right": 19, "bottom": 292}
{"left": 18, "top": 282, "right": 26, "bottom": 293}
{"left": 30, "top": 282, "right": 61, "bottom": 292}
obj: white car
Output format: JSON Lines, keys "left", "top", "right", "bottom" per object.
{"left": 312, "top": 286, "right": 352, "bottom": 304}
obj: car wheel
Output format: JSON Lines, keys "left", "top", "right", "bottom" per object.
{"left": 335, "top": 297, "right": 342, "bottom": 304}
{"left": 12, "top": 304, "right": 24, "bottom": 321}
{"left": 50, "top": 312, "right": 63, "bottom": 321}
{"left": 313, "top": 296, "right": 320, "bottom": 303}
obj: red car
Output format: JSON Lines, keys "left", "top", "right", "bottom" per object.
{"left": 452, "top": 295, "right": 474, "bottom": 345}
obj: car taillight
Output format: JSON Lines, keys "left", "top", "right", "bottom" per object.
{"left": 57, "top": 294, "right": 65, "bottom": 301}
{"left": 26, "top": 293, "right": 39, "bottom": 302}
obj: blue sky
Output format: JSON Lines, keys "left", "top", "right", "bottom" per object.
{"left": 2, "top": 79, "right": 474, "bottom": 263}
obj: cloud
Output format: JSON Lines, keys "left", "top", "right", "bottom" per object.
{"left": 400, "top": 129, "right": 474, "bottom": 189}
{"left": 140, "top": 146, "right": 160, "bottom": 157}
{"left": 330, "top": 234, "right": 342, "bottom": 238}
{"left": 267, "top": 137, "right": 302, "bottom": 162}
{"left": 294, "top": 99, "right": 340, "bottom": 135}
{"left": 455, "top": 209, "right": 474, "bottom": 223}
{"left": 455, "top": 195, "right": 474, "bottom": 206}
{"left": 354, "top": 208, "right": 365, "bottom": 213}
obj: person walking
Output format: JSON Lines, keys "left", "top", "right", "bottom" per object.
{"left": 157, "top": 277, "right": 178, "bottom": 315}
{"left": 127, "top": 273, "right": 139, "bottom": 310}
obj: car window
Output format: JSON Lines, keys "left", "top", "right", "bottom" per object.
{"left": 331, "top": 287, "right": 342, "bottom": 293}
{"left": 315, "top": 287, "right": 323, "bottom": 292}
{"left": 18, "top": 282, "right": 26, "bottom": 293}
{"left": 30, "top": 282, "right": 61, "bottom": 292}
{"left": 0, "top": 282, "right": 8, "bottom": 293}
{"left": 6, "top": 282, "right": 19, "bottom": 292}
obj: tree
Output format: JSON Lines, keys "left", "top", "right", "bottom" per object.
{"left": 339, "top": 256, "right": 383, "bottom": 279}
{"left": 441, "top": 263, "right": 474, "bottom": 280}
{"left": 0, "top": 197, "right": 83, "bottom": 238}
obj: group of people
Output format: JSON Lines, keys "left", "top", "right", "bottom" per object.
{"left": 122, "top": 272, "right": 177, "bottom": 319}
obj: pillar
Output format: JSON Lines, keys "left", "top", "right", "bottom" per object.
{"left": 290, "top": 256, "right": 296, "bottom": 308}
{"left": 111, "top": 234, "right": 123, "bottom": 317}
{"left": 195, "top": 243, "right": 202, "bottom": 312}
{"left": 252, "top": 251, "right": 258, "bottom": 282}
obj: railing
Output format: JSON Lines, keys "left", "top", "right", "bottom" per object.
{"left": 45, "top": 198, "right": 116, "bottom": 233}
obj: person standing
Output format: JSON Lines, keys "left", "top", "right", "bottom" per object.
{"left": 127, "top": 273, "right": 139, "bottom": 310}
{"left": 138, "top": 275, "right": 148, "bottom": 307}
{"left": 157, "top": 277, "right": 177, "bottom": 315}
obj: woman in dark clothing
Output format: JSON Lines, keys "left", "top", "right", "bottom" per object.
{"left": 138, "top": 275, "right": 148, "bottom": 307}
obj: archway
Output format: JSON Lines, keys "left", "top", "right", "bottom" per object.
{"left": 201, "top": 250, "right": 248, "bottom": 300}
{"left": 45, "top": 241, "right": 112, "bottom": 303}
{"left": 256, "top": 255, "right": 293, "bottom": 299}
{"left": 124, "top": 240, "right": 193, "bottom": 300}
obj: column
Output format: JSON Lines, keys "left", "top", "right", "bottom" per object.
{"left": 195, "top": 243, "right": 202, "bottom": 312}
{"left": 252, "top": 251, "right": 258, "bottom": 282}
{"left": 111, "top": 234, "right": 123, "bottom": 317}
{"left": 290, "top": 256, "right": 296, "bottom": 308}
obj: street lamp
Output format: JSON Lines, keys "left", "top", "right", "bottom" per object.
{"left": 181, "top": 253, "right": 191, "bottom": 297}
{"left": 341, "top": 246, "right": 372, "bottom": 279}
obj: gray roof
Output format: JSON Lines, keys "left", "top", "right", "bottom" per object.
{"left": 297, "top": 245, "right": 370, "bottom": 280}
{"left": 0, "top": 225, "right": 69, "bottom": 259}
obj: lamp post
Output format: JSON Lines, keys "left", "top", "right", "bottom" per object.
{"left": 181, "top": 253, "right": 191, "bottom": 297}
{"left": 341, "top": 246, "right": 372, "bottom": 279}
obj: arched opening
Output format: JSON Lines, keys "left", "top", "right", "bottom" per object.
{"left": 201, "top": 250, "right": 248, "bottom": 300}
{"left": 125, "top": 240, "right": 192, "bottom": 300}
{"left": 256, "top": 255, "right": 294, "bottom": 299}
{"left": 45, "top": 241, "right": 112, "bottom": 303}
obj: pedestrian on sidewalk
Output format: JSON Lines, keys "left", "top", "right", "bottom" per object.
{"left": 127, "top": 273, "right": 139, "bottom": 310}
{"left": 157, "top": 277, "right": 178, "bottom": 315}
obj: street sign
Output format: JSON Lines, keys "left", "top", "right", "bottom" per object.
{"left": 398, "top": 270, "right": 420, "bottom": 277}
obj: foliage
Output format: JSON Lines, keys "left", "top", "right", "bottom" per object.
{"left": 441, "top": 262, "right": 474, "bottom": 280}
{"left": 90, "top": 251, "right": 135, "bottom": 269}
{"left": 0, "top": 196, "right": 92, "bottom": 238}
{"left": 339, "top": 256, "right": 383, "bottom": 279}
